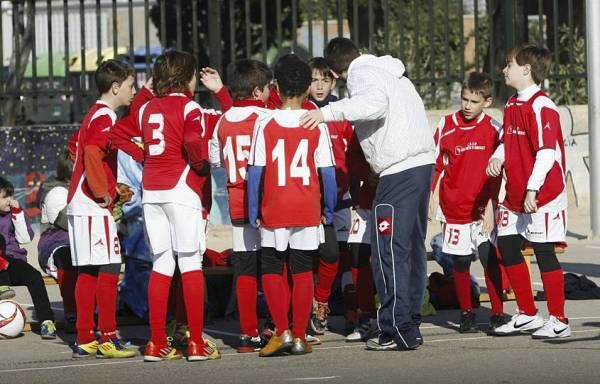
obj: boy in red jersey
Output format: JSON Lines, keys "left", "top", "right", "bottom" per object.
{"left": 487, "top": 44, "right": 570, "bottom": 338}
{"left": 247, "top": 55, "right": 337, "bottom": 356}
{"left": 138, "top": 50, "right": 221, "bottom": 362}
{"left": 209, "top": 59, "right": 272, "bottom": 352}
{"left": 430, "top": 72, "right": 507, "bottom": 334}
{"left": 67, "top": 60, "right": 137, "bottom": 358}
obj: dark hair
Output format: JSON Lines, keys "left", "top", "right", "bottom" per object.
{"left": 324, "top": 37, "right": 360, "bottom": 76}
{"left": 308, "top": 57, "right": 334, "bottom": 80}
{"left": 152, "top": 50, "right": 198, "bottom": 97}
{"left": 95, "top": 59, "right": 135, "bottom": 94}
{"left": 0, "top": 176, "right": 14, "bottom": 197}
{"left": 506, "top": 44, "right": 553, "bottom": 84}
{"left": 462, "top": 71, "right": 493, "bottom": 99}
{"left": 227, "top": 59, "right": 272, "bottom": 100}
{"left": 273, "top": 54, "right": 311, "bottom": 98}
{"left": 56, "top": 150, "right": 74, "bottom": 182}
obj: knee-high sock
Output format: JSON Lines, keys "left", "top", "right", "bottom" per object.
{"left": 453, "top": 270, "right": 472, "bottom": 312}
{"left": 57, "top": 268, "right": 77, "bottom": 316}
{"left": 315, "top": 259, "right": 339, "bottom": 303}
{"left": 541, "top": 269, "right": 565, "bottom": 320}
{"left": 292, "top": 271, "right": 314, "bottom": 339}
{"left": 148, "top": 271, "right": 172, "bottom": 346}
{"left": 175, "top": 277, "right": 187, "bottom": 324}
{"left": 97, "top": 272, "right": 119, "bottom": 342}
{"left": 484, "top": 266, "right": 504, "bottom": 315}
{"left": 262, "top": 273, "right": 289, "bottom": 334}
{"left": 236, "top": 275, "right": 258, "bottom": 337}
{"left": 504, "top": 263, "right": 536, "bottom": 315}
{"left": 75, "top": 272, "right": 97, "bottom": 344}
{"left": 181, "top": 270, "right": 205, "bottom": 344}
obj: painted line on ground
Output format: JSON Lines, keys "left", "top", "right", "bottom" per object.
{"left": 286, "top": 376, "right": 340, "bottom": 381}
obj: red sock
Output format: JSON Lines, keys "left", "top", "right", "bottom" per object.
{"left": 175, "top": 277, "right": 187, "bottom": 324}
{"left": 75, "top": 272, "right": 97, "bottom": 344}
{"left": 357, "top": 265, "right": 376, "bottom": 315}
{"left": 97, "top": 272, "right": 119, "bottom": 342}
{"left": 262, "top": 273, "right": 288, "bottom": 334}
{"left": 181, "top": 270, "right": 205, "bottom": 344}
{"left": 282, "top": 262, "right": 291, "bottom": 311}
{"left": 453, "top": 270, "right": 472, "bottom": 312}
{"left": 484, "top": 267, "right": 504, "bottom": 315}
{"left": 148, "top": 271, "right": 172, "bottom": 346}
{"left": 236, "top": 275, "right": 258, "bottom": 336}
{"left": 505, "top": 263, "right": 536, "bottom": 315}
{"left": 541, "top": 269, "right": 565, "bottom": 320}
{"left": 291, "top": 271, "right": 314, "bottom": 339}
{"left": 351, "top": 267, "right": 359, "bottom": 287}
{"left": 57, "top": 267, "right": 77, "bottom": 316}
{"left": 315, "top": 259, "right": 339, "bottom": 303}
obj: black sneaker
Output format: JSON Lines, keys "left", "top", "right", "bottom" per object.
{"left": 237, "top": 335, "right": 267, "bottom": 353}
{"left": 458, "top": 311, "right": 478, "bottom": 333}
{"left": 366, "top": 333, "right": 397, "bottom": 351}
{"left": 488, "top": 313, "right": 510, "bottom": 335}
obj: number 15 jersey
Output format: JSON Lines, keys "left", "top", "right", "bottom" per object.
{"left": 249, "top": 109, "right": 335, "bottom": 228}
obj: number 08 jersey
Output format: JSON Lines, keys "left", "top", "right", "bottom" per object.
{"left": 249, "top": 109, "right": 335, "bottom": 229}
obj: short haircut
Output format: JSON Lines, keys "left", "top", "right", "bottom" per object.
{"left": 0, "top": 176, "right": 14, "bottom": 197}
{"left": 227, "top": 59, "right": 272, "bottom": 100}
{"left": 273, "top": 54, "right": 311, "bottom": 98}
{"left": 324, "top": 37, "right": 360, "bottom": 76}
{"left": 56, "top": 150, "right": 74, "bottom": 182}
{"left": 506, "top": 44, "right": 553, "bottom": 84}
{"left": 95, "top": 59, "right": 135, "bottom": 95}
{"left": 308, "top": 57, "right": 334, "bottom": 80}
{"left": 152, "top": 50, "right": 198, "bottom": 97}
{"left": 462, "top": 71, "right": 493, "bottom": 99}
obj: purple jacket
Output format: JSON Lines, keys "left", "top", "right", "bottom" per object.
{"left": 0, "top": 208, "right": 35, "bottom": 262}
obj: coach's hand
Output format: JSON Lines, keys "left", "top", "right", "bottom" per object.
{"left": 486, "top": 158, "right": 503, "bottom": 177}
{"left": 300, "top": 109, "right": 324, "bottom": 130}
{"left": 523, "top": 190, "right": 538, "bottom": 213}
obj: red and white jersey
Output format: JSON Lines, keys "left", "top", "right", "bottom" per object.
{"left": 249, "top": 109, "right": 335, "bottom": 228}
{"left": 67, "top": 101, "right": 117, "bottom": 216}
{"left": 502, "top": 86, "right": 566, "bottom": 212}
{"left": 137, "top": 93, "right": 221, "bottom": 210}
{"left": 434, "top": 111, "right": 502, "bottom": 224}
{"left": 210, "top": 101, "right": 269, "bottom": 223}
{"left": 327, "top": 120, "right": 354, "bottom": 199}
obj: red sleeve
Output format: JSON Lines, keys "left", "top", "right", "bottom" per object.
{"left": 537, "top": 106, "right": 561, "bottom": 150}
{"left": 266, "top": 85, "right": 282, "bottom": 109}
{"left": 110, "top": 113, "right": 145, "bottom": 163}
{"left": 68, "top": 131, "right": 79, "bottom": 161}
{"left": 183, "top": 108, "right": 210, "bottom": 174}
{"left": 214, "top": 87, "right": 233, "bottom": 113}
{"left": 432, "top": 127, "right": 444, "bottom": 190}
{"left": 83, "top": 145, "right": 109, "bottom": 198}
{"left": 202, "top": 109, "right": 223, "bottom": 139}
{"left": 130, "top": 86, "right": 154, "bottom": 113}
{"left": 86, "top": 114, "right": 113, "bottom": 151}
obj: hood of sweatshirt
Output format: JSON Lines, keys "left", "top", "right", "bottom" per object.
{"left": 351, "top": 54, "right": 406, "bottom": 79}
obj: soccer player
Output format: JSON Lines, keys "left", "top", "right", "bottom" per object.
{"left": 307, "top": 57, "right": 354, "bottom": 335}
{"left": 67, "top": 60, "right": 137, "bottom": 358}
{"left": 430, "top": 72, "right": 507, "bottom": 334}
{"left": 138, "top": 50, "right": 221, "bottom": 362}
{"left": 209, "top": 58, "right": 272, "bottom": 352}
{"left": 487, "top": 44, "right": 570, "bottom": 338}
{"left": 247, "top": 55, "right": 337, "bottom": 356}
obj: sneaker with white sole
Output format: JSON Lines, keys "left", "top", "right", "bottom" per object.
{"left": 493, "top": 312, "right": 544, "bottom": 335}
{"left": 531, "top": 316, "right": 571, "bottom": 339}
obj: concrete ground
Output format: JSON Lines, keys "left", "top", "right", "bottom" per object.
{"left": 1, "top": 237, "right": 599, "bottom": 384}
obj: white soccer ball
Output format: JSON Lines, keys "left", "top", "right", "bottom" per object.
{"left": 0, "top": 300, "right": 26, "bottom": 339}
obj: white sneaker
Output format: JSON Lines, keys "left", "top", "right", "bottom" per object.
{"left": 493, "top": 312, "right": 544, "bottom": 335}
{"left": 531, "top": 316, "right": 571, "bottom": 339}
{"left": 346, "top": 329, "right": 362, "bottom": 342}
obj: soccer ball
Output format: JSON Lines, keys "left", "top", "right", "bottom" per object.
{"left": 0, "top": 300, "right": 26, "bottom": 339}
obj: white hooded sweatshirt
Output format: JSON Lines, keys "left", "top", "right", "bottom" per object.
{"left": 321, "top": 54, "right": 435, "bottom": 176}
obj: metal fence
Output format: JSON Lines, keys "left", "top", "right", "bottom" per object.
{"left": 0, "top": 0, "right": 588, "bottom": 125}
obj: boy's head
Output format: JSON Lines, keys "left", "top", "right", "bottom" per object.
{"left": 0, "top": 177, "right": 15, "bottom": 213}
{"left": 461, "top": 72, "right": 493, "bottom": 121}
{"left": 308, "top": 57, "right": 336, "bottom": 102}
{"left": 503, "top": 44, "right": 552, "bottom": 90}
{"left": 56, "top": 150, "right": 74, "bottom": 183}
{"left": 153, "top": 50, "right": 198, "bottom": 97}
{"left": 227, "top": 59, "right": 272, "bottom": 103}
{"left": 95, "top": 59, "right": 136, "bottom": 107}
{"left": 273, "top": 54, "right": 311, "bottom": 100}
{"left": 324, "top": 37, "right": 359, "bottom": 81}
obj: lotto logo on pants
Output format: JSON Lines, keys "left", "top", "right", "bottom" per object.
{"left": 377, "top": 217, "right": 392, "bottom": 236}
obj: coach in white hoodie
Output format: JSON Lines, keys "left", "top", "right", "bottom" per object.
{"left": 301, "top": 37, "right": 435, "bottom": 351}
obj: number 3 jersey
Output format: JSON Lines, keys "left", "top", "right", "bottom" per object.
{"left": 249, "top": 109, "right": 335, "bottom": 228}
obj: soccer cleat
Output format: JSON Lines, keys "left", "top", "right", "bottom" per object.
{"left": 366, "top": 333, "right": 397, "bottom": 351}
{"left": 493, "top": 312, "right": 544, "bottom": 335}
{"left": 290, "top": 338, "right": 313, "bottom": 355}
{"left": 531, "top": 316, "right": 571, "bottom": 339}
{"left": 487, "top": 313, "right": 510, "bottom": 335}
{"left": 187, "top": 339, "right": 221, "bottom": 361}
{"left": 458, "top": 311, "right": 478, "bottom": 333}
{"left": 0, "top": 286, "right": 15, "bottom": 300}
{"left": 97, "top": 339, "right": 137, "bottom": 359}
{"left": 305, "top": 333, "right": 321, "bottom": 345}
{"left": 310, "top": 300, "right": 330, "bottom": 335}
{"left": 259, "top": 329, "right": 293, "bottom": 357}
{"left": 40, "top": 320, "right": 57, "bottom": 339}
{"left": 143, "top": 340, "right": 183, "bottom": 362}
{"left": 72, "top": 340, "right": 99, "bottom": 358}
{"left": 237, "top": 335, "right": 267, "bottom": 353}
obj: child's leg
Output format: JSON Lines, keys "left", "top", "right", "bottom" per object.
{"left": 76, "top": 266, "right": 98, "bottom": 343}
{"left": 232, "top": 250, "right": 260, "bottom": 337}
{"left": 497, "top": 234, "right": 536, "bottom": 315}
{"left": 478, "top": 241, "right": 504, "bottom": 315}
{"left": 96, "top": 263, "right": 121, "bottom": 342}
{"left": 289, "top": 248, "right": 315, "bottom": 340}
{"left": 177, "top": 250, "right": 204, "bottom": 345}
{"left": 350, "top": 243, "right": 376, "bottom": 317}
{"left": 149, "top": 249, "right": 176, "bottom": 346}
{"left": 53, "top": 247, "right": 77, "bottom": 317}
{"left": 260, "top": 247, "right": 288, "bottom": 334}
{"left": 7, "top": 259, "right": 54, "bottom": 322}
{"left": 533, "top": 242, "right": 565, "bottom": 320}
{"left": 452, "top": 254, "right": 473, "bottom": 313}
{"left": 314, "top": 225, "right": 340, "bottom": 305}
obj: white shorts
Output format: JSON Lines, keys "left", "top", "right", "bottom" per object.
{"left": 347, "top": 208, "right": 371, "bottom": 245}
{"left": 441, "top": 220, "right": 493, "bottom": 256}
{"left": 496, "top": 205, "right": 567, "bottom": 243}
{"left": 143, "top": 202, "right": 206, "bottom": 255}
{"left": 333, "top": 208, "right": 352, "bottom": 242}
{"left": 260, "top": 226, "right": 322, "bottom": 252}
{"left": 232, "top": 224, "right": 261, "bottom": 252}
{"left": 68, "top": 215, "right": 121, "bottom": 266}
